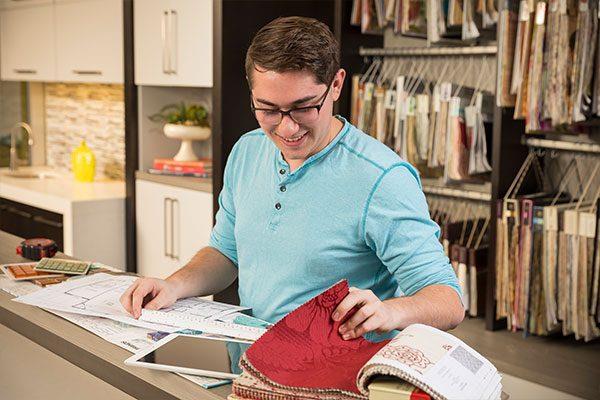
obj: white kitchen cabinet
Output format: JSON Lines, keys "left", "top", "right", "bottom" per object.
{"left": 55, "top": 0, "right": 123, "bottom": 84}
{"left": 0, "top": 2, "right": 56, "bottom": 81}
{"left": 136, "top": 179, "right": 213, "bottom": 279}
{"left": 134, "top": 0, "right": 212, "bottom": 87}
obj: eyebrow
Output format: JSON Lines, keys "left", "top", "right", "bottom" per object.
{"left": 254, "top": 94, "right": 319, "bottom": 108}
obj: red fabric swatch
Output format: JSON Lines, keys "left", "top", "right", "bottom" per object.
{"left": 245, "top": 280, "right": 390, "bottom": 394}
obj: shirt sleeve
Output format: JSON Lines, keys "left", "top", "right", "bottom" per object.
{"left": 363, "top": 163, "right": 461, "bottom": 297}
{"left": 208, "top": 144, "right": 239, "bottom": 266}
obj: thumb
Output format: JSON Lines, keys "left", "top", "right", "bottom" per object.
{"left": 144, "top": 291, "right": 171, "bottom": 311}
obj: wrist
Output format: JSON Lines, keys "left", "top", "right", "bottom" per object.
{"left": 383, "top": 297, "right": 413, "bottom": 330}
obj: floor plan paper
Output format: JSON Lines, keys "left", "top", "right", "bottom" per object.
{"left": 12, "top": 273, "right": 177, "bottom": 332}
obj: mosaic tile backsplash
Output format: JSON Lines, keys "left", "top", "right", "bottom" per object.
{"left": 45, "top": 83, "right": 125, "bottom": 180}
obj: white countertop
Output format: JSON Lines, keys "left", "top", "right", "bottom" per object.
{"left": 0, "top": 167, "right": 125, "bottom": 214}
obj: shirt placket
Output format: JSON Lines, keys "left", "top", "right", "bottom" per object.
{"left": 268, "top": 162, "right": 289, "bottom": 231}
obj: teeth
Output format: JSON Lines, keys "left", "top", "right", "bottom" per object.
{"left": 283, "top": 133, "right": 305, "bottom": 142}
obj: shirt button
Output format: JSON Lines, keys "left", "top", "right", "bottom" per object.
{"left": 280, "top": 185, "right": 286, "bottom": 192}
{"left": 275, "top": 202, "right": 281, "bottom": 210}
{"left": 279, "top": 169, "right": 286, "bottom": 175}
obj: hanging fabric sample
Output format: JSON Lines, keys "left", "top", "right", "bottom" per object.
{"left": 512, "top": 0, "right": 535, "bottom": 119}
{"left": 570, "top": 0, "right": 598, "bottom": 122}
{"left": 496, "top": 0, "right": 517, "bottom": 107}
{"left": 415, "top": 94, "right": 430, "bottom": 163}
{"left": 393, "top": 76, "right": 407, "bottom": 158}
{"left": 445, "top": 97, "right": 470, "bottom": 181}
{"left": 467, "top": 93, "right": 492, "bottom": 175}
{"left": 525, "top": 1, "right": 547, "bottom": 133}
{"left": 462, "top": 0, "right": 481, "bottom": 39}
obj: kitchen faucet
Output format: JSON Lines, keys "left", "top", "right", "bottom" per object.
{"left": 9, "top": 122, "right": 34, "bottom": 171}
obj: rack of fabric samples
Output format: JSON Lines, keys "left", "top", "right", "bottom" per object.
{"left": 353, "top": 46, "right": 496, "bottom": 187}
{"left": 350, "top": 0, "right": 498, "bottom": 43}
{"left": 492, "top": 139, "right": 600, "bottom": 341}
{"left": 496, "top": 0, "right": 600, "bottom": 133}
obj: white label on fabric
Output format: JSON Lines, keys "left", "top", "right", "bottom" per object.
{"left": 535, "top": 2, "right": 546, "bottom": 24}
{"left": 579, "top": 212, "right": 596, "bottom": 238}
{"left": 563, "top": 210, "right": 579, "bottom": 235}
{"left": 579, "top": 0, "right": 589, "bottom": 12}
{"left": 450, "top": 97, "right": 461, "bottom": 117}
{"left": 549, "top": 0, "right": 558, "bottom": 12}
{"left": 519, "top": 1, "right": 530, "bottom": 21}
{"left": 440, "top": 83, "right": 452, "bottom": 102}
{"left": 544, "top": 207, "right": 558, "bottom": 231}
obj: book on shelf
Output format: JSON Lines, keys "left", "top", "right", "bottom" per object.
{"left": 154, "top": 164, "right": 212, "bottom": 174}
{"left": 153, "top": 158, "right": 212, "bottom": 172}
{"left": 147, "top": 168, "right": 211, "bottom": 178}
{"left": 153, "top": 157, "right": 212, "bottom": 167}
{"left": 229, "top": 280, "right": 503, "bottom": 400}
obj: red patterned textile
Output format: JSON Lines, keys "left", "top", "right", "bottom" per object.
{"left": 245, "top": 280, "right": 390, "bottom": 394}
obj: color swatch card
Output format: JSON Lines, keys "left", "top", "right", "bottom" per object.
{"left": 34, "top": 258, "right": 91, "bottom": 275}
{"left": 1, "top": 262, "right": 64, "bottom": 281}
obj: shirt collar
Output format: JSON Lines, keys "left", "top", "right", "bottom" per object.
{"left": 275, "top": 115, "right": 350, "bottom": 174}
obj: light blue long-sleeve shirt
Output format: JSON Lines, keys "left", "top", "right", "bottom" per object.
{"left": 209, "top": 116, "right": 460, "bottom": 324}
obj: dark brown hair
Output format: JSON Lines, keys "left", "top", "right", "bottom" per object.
{"left": 245, "top": 16, "right": 340, "bottom": 87}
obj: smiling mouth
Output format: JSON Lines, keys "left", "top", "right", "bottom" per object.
{"left": 276, "top": 132, "right": 307, "bottom": 143}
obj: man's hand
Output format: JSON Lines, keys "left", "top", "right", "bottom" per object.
{"left": 119, "top": 277, "right": 180, "bottom": 319}
{"left": 331, "top": 287, "right": 399, "bottom": 340}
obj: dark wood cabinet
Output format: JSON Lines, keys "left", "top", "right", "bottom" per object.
{"left": 0, "top": 197, "right": 63, "bottom": 251}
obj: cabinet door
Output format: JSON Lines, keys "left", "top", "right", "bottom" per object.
{"left": 134, "top": 0, "right": 212, "bottom": 87}
{"left": 169, "top": 185, "right": 213, "bottom": 264}
{"left": 136, "top": 180, "right": 180, "bottom": 279}
{"left": 0, "top": 3, "right": 55, "bottom": 81}
{"left": 55, "top": 0, "right": 123, "bottom": 83}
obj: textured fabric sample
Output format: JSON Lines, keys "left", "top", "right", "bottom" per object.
{"left": 236, "top": 280, "right": 390, "bottom": 399}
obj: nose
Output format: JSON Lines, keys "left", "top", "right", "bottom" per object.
{"left": 277, "top": 114, "right": 300, "bottom": 137}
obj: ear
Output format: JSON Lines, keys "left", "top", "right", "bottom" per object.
{"left": 331, "top": 68, "right": 346, "bottom": 101}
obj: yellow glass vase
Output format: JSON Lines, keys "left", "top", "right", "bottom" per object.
{"left": 71, "top": 140, "right": 96, "bottom": 182}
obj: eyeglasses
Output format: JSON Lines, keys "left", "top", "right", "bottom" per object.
{"left": 250, "top": 82, "right": 332, "bottom": 126}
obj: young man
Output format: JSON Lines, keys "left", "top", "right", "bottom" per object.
{"left": 121, "top": 17, "right": 464, "bottom": 340}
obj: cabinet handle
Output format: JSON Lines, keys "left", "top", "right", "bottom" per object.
{"left": 13, "top": 69, "right": 37, "bottom": 74}
{"left": 171, "top": 198, "right": 179, "bottom": 261}
{"left": 33, "top": 215, "right": 63, "bottom": 229}
{"left": 161, "top": 10, "right": 170, "bottom": 74}
{"left": 168, "top": 10, "right": 177, "bottom": 74}
{"left": 72, "top": 70, "right": 102, "bottom": 75}
{"left": 164, "top": 197, "right": 172, "bottom": 258}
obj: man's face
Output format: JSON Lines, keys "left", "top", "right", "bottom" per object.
{"left": 250, "top": 68, "right": 345, "bottom": 165}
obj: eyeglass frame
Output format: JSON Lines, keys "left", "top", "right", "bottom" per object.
{"left": 249, "top": 79, "right": 333, "bottom": 125}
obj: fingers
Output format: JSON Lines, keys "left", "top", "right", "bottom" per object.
{"left": 339, "top": 303, "right": 377, "bottom": 339}
{"left": 344, "top": 314, "right": 384, "bottom": 340}
{"left": 131, "top": 283, "right": 151, "bottom": 319}
{"left": 331, "top": 288, "right": 376, "bottom": 322}
{"left": 119, "top": 278, "right": 141, "bottom": 316}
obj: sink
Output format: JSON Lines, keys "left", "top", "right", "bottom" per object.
{"left": 2, "top": 170, "right": 59, "bottom": 179}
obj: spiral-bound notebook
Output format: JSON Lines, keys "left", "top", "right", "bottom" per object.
{"left": 230, "top": 280, "right": 503, "bottom": 400}
{"left": 139, "top": 297, "right": 267, "bottom": 341}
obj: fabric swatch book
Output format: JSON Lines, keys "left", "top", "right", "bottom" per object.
{"left": 229, "top": 280, "right": 502, "bottom": 400}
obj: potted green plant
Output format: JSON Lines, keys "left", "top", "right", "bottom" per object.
{"left": 149, "top": 102, "right": 211, "bottom": 161}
